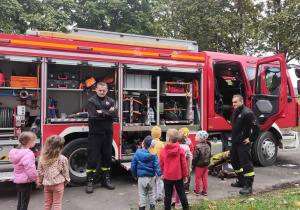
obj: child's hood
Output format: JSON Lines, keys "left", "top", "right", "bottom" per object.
{"left": 9, "top": 148, "right": 31, "bottom": 164}
{"left": 136, "top": 149, "right": 156, "bottom": 162}
{"left": 151, "top": 126, "right": 161, "bottom": 139}
{"left": 164, "top": 142, "right": 181, "bottom": 156}
{"left": 186, "top": 138, "right": 191, "bottom": 146}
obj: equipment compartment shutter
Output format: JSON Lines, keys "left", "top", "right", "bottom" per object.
{"left": 46, "top": 58, "right": 117, "bottom": 68}
{"left": 0, "top": 54, "right": 40, "bottom": 63}
{"left": 124, "top": 63, "right": 199, "bottom": 73}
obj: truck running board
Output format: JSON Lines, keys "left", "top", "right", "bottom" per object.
{"left": 0, "top": 171, "right": 14, "bottom": 182}
{"left": 120, "top": 162, "right": 131, "bottom": 171}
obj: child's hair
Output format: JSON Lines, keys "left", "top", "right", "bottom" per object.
{"left": 167, "top": 128, "right": 180, "bottom": 143}
{"left": 178, "top": 132, "right": 187, "bottom": 144}
{"left": 17, "top": 132, "right": 37, "bottom": 149}
{"left": 41, "top": 135, "right": 65, "bottom": 168}
{"left": 179, "top": 127, "right": 190, "bottom": 136}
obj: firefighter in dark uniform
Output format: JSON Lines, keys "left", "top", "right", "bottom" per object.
{"left": 85, "top": 82, "right": 118, "bottom": 194}
{"left": 230, "top": 94, "right": 260, "bottom": 195}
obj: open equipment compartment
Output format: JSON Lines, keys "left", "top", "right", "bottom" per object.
{"left": 0, "top": 55, "right": 42, "bottom": 143}
{"left": 46, "top": 58, "right": 119, "bottom": 124}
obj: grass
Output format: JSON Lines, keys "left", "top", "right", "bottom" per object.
{"left": 190, "top": 186, "right": 300, "bottom": 210}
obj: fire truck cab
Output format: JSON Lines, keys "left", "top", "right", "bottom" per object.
{"left": 0, "top": 28, "right": 299, "bottom": 185}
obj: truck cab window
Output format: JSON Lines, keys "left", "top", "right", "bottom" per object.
{"left": 245, "top": 67, "right": 255, "bottom": 91}
{"left": 265, "top": 67, "right": 281, "bottom": 94}
{"left": 214, "top": 61, "right": 246, "bottom": 123}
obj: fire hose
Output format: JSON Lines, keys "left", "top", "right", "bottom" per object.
{"left": 0, "top": 107, "right": 14, "bottom": 128}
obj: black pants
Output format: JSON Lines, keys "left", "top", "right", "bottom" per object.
{"left": 16, "top": 183, "right": 33, "bottom": 210}
{"left": 230, "top": 142, "right": 254, "bottom": 175}
{"left": 183, "top": 176, "right": 191, "bottom": 191}
{"left": 164, "top": 178, "right": 189, "bottom": 210}
{"left": 87, "top": 133, "right": 113, "bottom": 170}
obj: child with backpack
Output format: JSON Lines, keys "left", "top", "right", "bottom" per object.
{"left": 9, "top": 132, "right": 38, "bottom": 210}
{"left": 192, "top": 130, "right": 211, "bottom": 196}
{"left": 179, "top": 127, "right": 194, "bottom": 194}
{"left": 37, "top": 135, "right": 70, "bottom": 210}
{"left": 151, "top": 126, "right": 165, "bottom": 203}
{"left": 131, "top": 135, "right": 163, "bottom": 210}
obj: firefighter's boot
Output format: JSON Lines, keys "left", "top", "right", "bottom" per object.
{"left": 231, "top": 172, "right": 244, "bottom": 188}
{"left": 239, "top": 176, "right": 254, "bottom": 195}
{"left": 85, "top": 172, "right": 94, "bottom": 194}
{"left": 101, "top": 170, "right": 115, "bottom": 190}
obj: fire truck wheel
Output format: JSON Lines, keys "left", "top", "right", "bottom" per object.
{"left": 252, "top": 131, "right": 278, "bottom": 167}
{"left": 62, "top": 138, "right": 102, "bottom": 186}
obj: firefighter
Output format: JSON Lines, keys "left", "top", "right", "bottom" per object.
{"left": 85, "top": 82, "right": 118, "bottom": 194}
{"left": 230, "top": 94, "right": 260, "bottom": 195}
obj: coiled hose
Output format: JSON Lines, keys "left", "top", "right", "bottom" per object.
{"left": 0, "top": 107, "right": 14, "bottom": 128}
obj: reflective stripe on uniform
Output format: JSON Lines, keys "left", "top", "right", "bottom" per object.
{"left": 101, "top": 167, "right": 110, "bottom": 171}
{"left": 235, "top": 168, "right": 244, "bottom": 173}
{"left": 86, "top": 169, "right": 96, "bottom": 173}
{"left": 244, "top": 172, "right": 255, "bottom": 177}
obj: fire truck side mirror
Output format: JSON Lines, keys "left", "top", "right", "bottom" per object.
{"left": 297, "top": 80, "right": 300, "bottom": 95}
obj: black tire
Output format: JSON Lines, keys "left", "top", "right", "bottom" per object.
{"left": 252, "top": 131, "right": 278, "bottom": 166}
{"left": 62, "top": 138, "right": 102, "bottom": 186}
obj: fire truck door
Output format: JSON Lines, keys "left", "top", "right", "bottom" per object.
{"left": 252, "top": 53, "right": 287, "bottom": 131}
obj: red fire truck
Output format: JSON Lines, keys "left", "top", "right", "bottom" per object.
{"left": 0, "top": 28, "right": 299, "bottom": 186}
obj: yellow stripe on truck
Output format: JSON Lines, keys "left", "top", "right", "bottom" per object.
{"left": 0, "top": 156, "right": 9, "bottom": 160}
{"left": 9, "top": 39, "right": 204, "bottom": 61}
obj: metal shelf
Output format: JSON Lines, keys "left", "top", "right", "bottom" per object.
{"left": 47, "top": 88, "right": 115, "bottom": 92}
{"left": 0, "top": 87, "right": 38, "bottom": 90}
{"left": 160, "top": 93, "right": 188, "bottom": 97}
{"left": 124, "top": 88, "right": 157, "bottom": 92}
{"left": 47, "top": 88, "right": 83, "bottom": 91}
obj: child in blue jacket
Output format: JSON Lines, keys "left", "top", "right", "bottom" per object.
{"left": 131, "top": 135, "right": 163, "bottom": 210}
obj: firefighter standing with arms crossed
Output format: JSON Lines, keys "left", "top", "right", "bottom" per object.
{"left": 230, "top": 94, "right": 260, "bottom": 195}
{"left": 85, "top": 82, "right": 118, "bottom": 194}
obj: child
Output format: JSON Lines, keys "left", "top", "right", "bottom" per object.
{"left": 151, "top": 126, "right": 165, "bottom": 203}
{"left": 159, "top": 128, "right": 189, "bottom": 210}
{"left": 172, "top": 133, "right": 192, "bottom": 208}
{"left": 179, "top": 127, "right": 194, "bottom": 194}
{"left": 37, "top": 135, "right": 70, "bottom": 210}
{"left": 131, "top": 135, "right": 162, "bottom": 210}
{"left": 9, "top": 132, "right": 38, "bottom": 210}
{"left": 192, "top": 130, "right": 210, "bottom": 196}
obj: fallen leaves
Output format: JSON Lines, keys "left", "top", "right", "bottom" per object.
{"left": 294, "top": 201, "right": 300, "bottom": 207}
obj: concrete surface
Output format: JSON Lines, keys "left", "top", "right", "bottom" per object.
{"left": 1, "top": 147, "right": 300, "bottom": 210}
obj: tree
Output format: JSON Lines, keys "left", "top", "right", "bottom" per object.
{"left": 257, "top": 0, "right": 300, "bottom": 63}
{"left": 154, "top": 0, "right": 263, "bottom": 55}
{"left": 0, "top": 0, "right": 28, "bottom": 34}
{"left": 72, "top": 0, "right": 155, "bottom": 35}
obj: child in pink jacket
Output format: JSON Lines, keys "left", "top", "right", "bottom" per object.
{"left": 9, "top": 132, "right": 38, "bottom": 210}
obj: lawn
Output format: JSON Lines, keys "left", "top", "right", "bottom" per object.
{"left": 190, "top": 185, "right": 300, "bottom": 210}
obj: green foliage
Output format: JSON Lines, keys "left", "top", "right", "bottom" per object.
{"left": 190, "top": 186, "right": 300, "bottom": 210}
{"left": 257, "top": 0, "right": 300, "bottom": 63}
{"left": 0, "top": 0, "right": 299, "bottom": 63}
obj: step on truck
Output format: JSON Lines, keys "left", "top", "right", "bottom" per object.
{"left": 0, "top": 28, "right": 299, "bottom": 185}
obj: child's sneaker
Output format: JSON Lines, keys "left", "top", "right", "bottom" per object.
{"left": 175, "top": 203, "right": 182, "bottom": 209}
{"left": 156, "top": 198, "right": 164, "bottom": 204}
{"left": 201, "top": 191, "right": 208, "bottom": 196}
{"left": 185, "top": 190, "right": 190, "bottom": 194}
{"left": 193, "top": 190, "right": 201, "bottom": 196}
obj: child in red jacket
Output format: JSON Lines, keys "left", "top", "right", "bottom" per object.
{"left": 159, "top": 128, "right": 189, "bottom": 210}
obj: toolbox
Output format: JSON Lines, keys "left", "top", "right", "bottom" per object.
{"left": 11, "top": 76, "right": 38, "bottom": 88}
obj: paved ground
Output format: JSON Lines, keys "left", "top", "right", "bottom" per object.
{"left": 1, "top": 147, "right": 300, "bottom": 210}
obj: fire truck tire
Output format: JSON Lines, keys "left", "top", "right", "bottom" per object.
{"left": 62, "top": 138, "right": 102, "bottom": 186}
{"left": 252, "top": 131, "right": 278, "bottom": 167}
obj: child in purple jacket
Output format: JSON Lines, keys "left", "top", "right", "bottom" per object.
{"left": 9, "top": 132, "right": 38, "bottom": 210}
